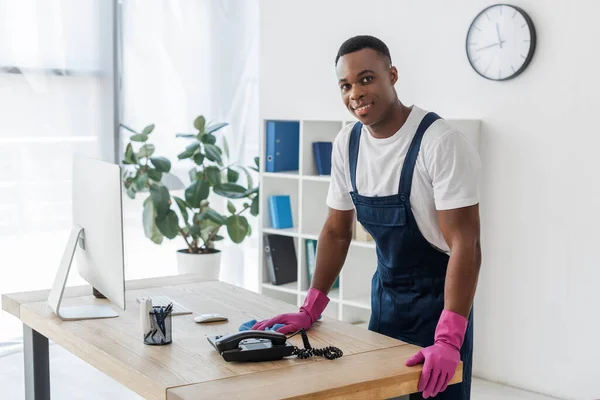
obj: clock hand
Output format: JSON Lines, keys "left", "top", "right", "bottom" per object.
{"left": 496, "top": 23, "right": 503, "bottom": 48}
{"left": 476, "top": 41, "right": 505, "bottom": 52}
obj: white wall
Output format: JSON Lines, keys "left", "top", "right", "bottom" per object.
{"left": 259, "top": 1, "right": 599, "bottom": 399}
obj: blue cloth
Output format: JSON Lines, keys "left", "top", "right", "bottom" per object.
{"left": 239, "top": 319, "right": 285, "bottom": 332}
{"left": 348, "top": 114, "right": 473, "bottom": 400}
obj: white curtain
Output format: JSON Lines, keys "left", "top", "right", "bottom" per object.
{"left": 119, "top": 0, "right": 260, "bottom": 288}
{"left": 0, "top": 0, "right": 117, "bottom": 351}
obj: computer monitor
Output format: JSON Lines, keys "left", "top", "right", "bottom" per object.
{"left": 48, "top": 155, "right": 126, "bottom": 320}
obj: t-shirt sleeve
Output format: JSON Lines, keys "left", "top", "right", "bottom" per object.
{"left": 426, "top": 130, "right": 481, "bottom": 211}
{"left": 326, "top": 132, "right": 354, "bottom": 211}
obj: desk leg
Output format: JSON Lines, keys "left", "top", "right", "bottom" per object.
{"left": 23, "top": 325, "right": 50, "bottom": 400}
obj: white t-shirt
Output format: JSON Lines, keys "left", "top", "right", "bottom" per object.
{"left": 325, "top": 105, "right": 481, "bottom": 254}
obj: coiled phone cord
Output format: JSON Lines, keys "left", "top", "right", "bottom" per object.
{"left": 289, "top": 328, "right": 343, "bottom": 360}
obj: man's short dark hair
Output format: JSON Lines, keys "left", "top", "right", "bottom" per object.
{"left": 335, "top": 35, "right": 392, "bottom": 66}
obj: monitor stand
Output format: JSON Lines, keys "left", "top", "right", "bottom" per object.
{"left": 47, "top": 225, "right": 119, "bottom": 321}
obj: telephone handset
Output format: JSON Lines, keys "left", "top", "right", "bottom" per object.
{"left": 208, "top": 329, "right": 343, "bottom": 362}
{"left": 208, "top": 330, "right": 295, "bottom": 362}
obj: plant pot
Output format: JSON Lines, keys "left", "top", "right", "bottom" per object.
{"left": 176, "top": 249, "right": 221, "bottom": 280}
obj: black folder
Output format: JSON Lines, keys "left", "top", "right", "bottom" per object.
{"left": 263, "top": 234, "right": 297, "bottom": 285}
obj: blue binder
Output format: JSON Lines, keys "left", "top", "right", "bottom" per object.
{"left": 265, "top": 121, "right": 300, "bottom": 172}
{"left": 312, "top": 141, "right": 332, "bottom": 175}
{"left": 269, "top": 195, "right": 293, "bottom": 229}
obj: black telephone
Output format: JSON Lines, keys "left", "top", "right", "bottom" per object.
{"left": 208, "top": 329, "right": 343, "bottom": 362}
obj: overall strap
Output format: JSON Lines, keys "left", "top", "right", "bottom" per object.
{"left": 348, "top": 121, "right": 363, "bottom": 193}
{"left": 398, "top": 112, "right": 441, "bottom": 197}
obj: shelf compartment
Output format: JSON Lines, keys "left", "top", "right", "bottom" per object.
{"left": 340, "top": 245, "right": 377, "bottom": 306}
{"left": 301, "top": 120, "right": 343, "bottom": 177}
{"left": 300, "top": 179, "right": 330, "bottom": 237}
{"left": 342, "top": 304, "right": 372, "bottom": 326}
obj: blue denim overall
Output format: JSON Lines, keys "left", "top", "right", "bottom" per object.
{"left": 348, "top": 113, "right": 473, "bottom": 400}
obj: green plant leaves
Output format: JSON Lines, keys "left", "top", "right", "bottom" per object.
{"left": 227, "top": 215, "right": 249, "bottom": 244}
{"left": 156, "top": 209, "right": 179, "bottom": 239}
{"left": 202, "top": 209, "right": 228, "bottom": 225}
{"left": 123, "top": 143, "right": 138, "bottom": 165}
{"left": 137, "top": 144, "right": 155, "bottom": 159}
{"left": 143, "top": 197, "right": 163, "bottom": 244}
{"left": 205, "top": 122, "right": 228, "bottom": 134}
{"left": 249, "top": 156, "right": 259, "bottom": 172}
{"left": 135, "top": 173, "right": 148, "bottom": 190}
{"left": 185, "top": 179, "right": 209, "bottom": 207}
{"left": 173, "top": 196, "right": 189, "bottom": 225}
{"left": 227, "top": 168, "right": 239, "bottom": 183}
{"left": 194, "top": 116, "right": 206, "bottom": 132}
{"left": 201, "top": 133, "right": 216, "bottom": 145}
{"left": 204, "top": 144, "right": 222, "bottom": 164}
{"left": 193, "top": 152, "right": 205, "bottom": 165}
{"left": 223, "top": 135, "right": 230, "bottom": 159}
{"left": 149, "top": 156, "right": 171, "bottom": 172}
{"left": 205, "top": 166, "right": 221, "bottom": 186}
{"left": 147, "top": 168, "right": 162, "bottom": 182}
{"left": 213, "top": 183, "right": 247, "bottom": 199}
{"left": 178, "top": 142, "right": 200, "bottom": 160}
{"left": 227, "top": 200, "right": 236, "bottom": 214}
{"left": 251, "top": 193, "right": 259, "bottom": 216}
{"left": 142, "top": 124, "right": 155, "bottom": 135}
{"left": 130, "top": 133, "right": 149, "bottom": 142}
{"left": 149, "top": 184, "right": 171, "bottom": 216}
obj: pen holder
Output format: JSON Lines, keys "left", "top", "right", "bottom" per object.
{"left": 144, "top": 306, "right": 172, "bottom": 345}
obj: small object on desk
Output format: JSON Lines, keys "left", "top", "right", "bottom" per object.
{"left": 140, "top": 297, "right": 153, "bottom": 337}
{"left": 194, "top": 313, "right": 228, "bottom": 323}
{"left": 144, "top": 304, "right": 173, "bottom": 345}
{"left": 135, "top": 295, "right": 192, "bottom": 316}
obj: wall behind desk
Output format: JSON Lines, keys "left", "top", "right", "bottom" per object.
{"left": 259, "top": 1, "right": 599, "bottom": 399}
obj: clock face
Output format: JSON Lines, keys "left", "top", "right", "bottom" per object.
{"left": 466, "top": 4, "right": 536, "bottom": 81}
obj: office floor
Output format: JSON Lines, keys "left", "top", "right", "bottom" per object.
{"left": 0, "top": 341, "right": 559, "bottom": 400}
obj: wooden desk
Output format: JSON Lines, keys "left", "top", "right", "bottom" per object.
{"left": 2, "top": 275, "right": 461, "bottom": 399}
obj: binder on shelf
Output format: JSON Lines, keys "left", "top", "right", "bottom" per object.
{"left": 312, "top": 141, "right": 333, "bottom": 175}
{"left": 263, "top": 234, "right": 297, "bottom": 286}
{"left": 265, "top": 120, "right": 300, "bottom": 173}
{"left": 269, "top": 195, "right": 293, "bottom": 229}
{"left": 305, "top": 239, "right": 339, "bottom": 289}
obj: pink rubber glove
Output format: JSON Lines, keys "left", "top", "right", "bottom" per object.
{"left": 251, "top": 287, "right": 329, "bottom": 334}
{"left": 405, "top": 310, "right": 468, "bottom": 398}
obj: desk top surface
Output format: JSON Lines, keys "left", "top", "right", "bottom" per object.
{"left": 2, "top": 274, "right": 461, "bottom": 400}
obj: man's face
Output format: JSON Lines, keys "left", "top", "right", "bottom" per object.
{"left": 335, "top": 48, "right": 398, "bottom": 126}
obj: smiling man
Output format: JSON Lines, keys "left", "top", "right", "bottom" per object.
{"left": 252, "top": 35, "right": 482, "bottom": 400}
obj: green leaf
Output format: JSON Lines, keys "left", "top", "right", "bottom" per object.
{"left": 155, "top": 209, "right": 179, "bottom": 239}
{"left": 137, "top": 143, "right": 155, "bottom": 159}
{"left": 126, "top": 186, "right": 136, "bottom": 199}
{"left": 223, "top": 135, "right": 230, "bottom": 159}
{"left": 250, "top": 193, "right": 259, "bottom": 216}
{"left": 193, "top": 152, "right": 205, "bottom": 165}
{"left": 227, "top": 200, "right": 236, "bottom": 214}
{"left": 142, "top": 124, "right": 155, "bottom": 135}
{"left": 149, "top": 184, "right": 170, "bottom": 216}
{"left": 254, "top": 156, "right": 259, "bottom": 168}
{"left": 249, "top": 166, "right": 259, "bottom": 172}
{"left": 239, "top": 166, "right": 253, "bottom": 189}
{"left": 147, "top": 168, "right": 163, "bottom": 182}
{"left": 188, "top": 168, "right": 197, "bottom": 183}
{"left": 212, "top": 235, "right": 225, "bottom": 241}
{"left": 227, "top": 215, "right": 249, "bottom": 244}
{"left": 227, "top": 168, "right": 239, "bottom": 183}
{"left": 200, "top": 133, "right": 216, "bottom": 145}
{"left": 123, "top": 143, "right": 137, "bottom": 164}
{"left": 244, "top": 186, "right": 259, "bottom": 197}
{"left": 143, "top": 197, "right": 163, "bottom": 244}
{"left": 130, "top": 133, "right": 149, "bottom": 142}
{"left": 205, "top": 166, "right": 221, "bottom": 186}
{"left": 149, "top": 156, "right": 171, "bottom": 173}
{"left": 194, "top": 116, "right": 206, "bottom": 132}
{"left": 204, "top": 144, "right": 222, "bottom": 164}
{"left": 202, "top": 209, "right": 228, "bottom": 225}
{"left": 246, "top": 223, "right": 252, "bottom": 237}
{"left": 185, "top": 179, "right": 209, "bottom": 208}
{"left": 135, "top": 173, "right": 148, "bottom": 190}
{"left": 178, "top": 142, "right": 200, "bottom": 160}
{"left": 213, "top": 183, "right": 247, "bottom": 199}
{"left": 173, "top": 196, "right": 189, "bottom": 225}
{"left": 205, "top": 122, "right": 228, "bottom": 134}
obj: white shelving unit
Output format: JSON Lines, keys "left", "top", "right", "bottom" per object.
{"left": 257, "top": 117, "right": 481, "bottom": 327}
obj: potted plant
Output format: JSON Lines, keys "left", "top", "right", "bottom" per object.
{"left": 121, "top": 115, "right": 259, "bottom": 278}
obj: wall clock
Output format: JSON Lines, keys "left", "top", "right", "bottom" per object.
{"left": 466, "top": 4, "right": 536, "bottom": 81}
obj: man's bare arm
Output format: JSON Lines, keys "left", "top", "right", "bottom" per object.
{"left": 437, "top": 203, "right": 482, "bottom": 318}
{"left": 310, "top": 207, "right": 355, "bottom": 294}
